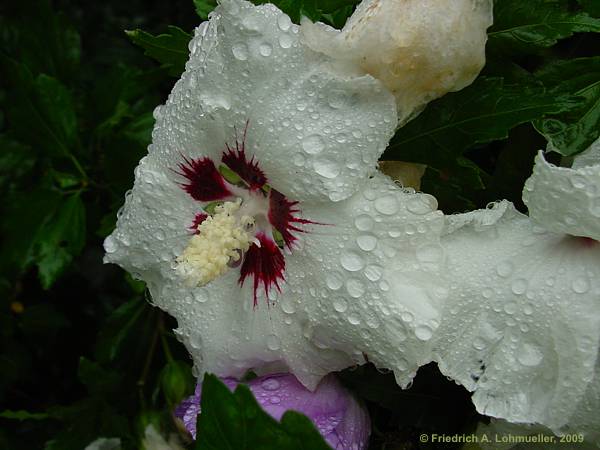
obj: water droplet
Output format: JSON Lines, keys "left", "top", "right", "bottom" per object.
{"left": 572, "top": 277, "right": 590, "bottom": 294}
{"left": 326, "top": 272, "right": 343, "bottom": 290}
{"left": 354, "top": 215, "right": 374, "bottom": 231}
{"left": 266, "top": 334, "right": 281, "bottom": 351}
{"left": 269, "top": 395, "right": 281, "bottom": 404}
{"left": 496, "top": 261, "right": 514, "bottom": 278}
{"left": 364, "top": 264, "right": 382, "bottom": 281}
{"left": 302, "top": 135, "right": 325, "bottom": 154}
{"left": 346, "top": 278, "right": 365, "bottom": 298}
{"left": 193, "top": 289, "right": 209, "bottom": 303}
{"left": 104, "top": 236, "right": 117, "bottom": 253}
{"left": 261, "top": 378, "right": 280, "bottom": 391}
{"left": 277, "top": 14, "right": 292, "bottom": 31}
{"left": 511, "top": 279, "right": 528, "bottom": 295}
{"left": 278, "top": 34, "right": 293, "bottom": 48}
{"left": 366, "top": 317, "right": 379, "bottom": 329}
{"left": 356, "top": 234, "right": 377, "bottom": 251}
{"left": 259, "top": 43, "right": 273, "bottom": 57}
{"left": 347, "top": 313, "right": 361, "bottom": 325}
{"left": 292, "top": 153, "right": 305, "bottom": 167}
{"left": 341, "top": 251, "right": 365, "bottom": 272}
{"left": 396, "top": 358, "right": 409, "bottom": 371}
{"left": 401, "top": 311, "right": 414, "bottom": 323}
{"left": 504, "top": 301, "right": 518, "bottom": 315}
{"left": 280, "top": 297, "right": 296, "bottom": 314}
{"left": 415, "top": 325, "right": 433, "bottom": 341}
{"left": 314, "top": 158, "right": 340, "bottom": 179}
{"left": 407, "top": 195, "right": 437, "bottom": 215}
{"left": 473, "top": 337, "right": 487, "bottom": 350}
{"left": 374, "top": 195, "right": 399, "bottom": 215}
{"left": 571, "top": 175, "right": 586, "bottom": 189}
{"left": 232, "top": 43, "right": 248, "bottom": 60}
{"left": 517, "top": 343, "right": 543, "bottom": 367}
{"left": 333, "top": 297, "right": 348, "bottom": 313}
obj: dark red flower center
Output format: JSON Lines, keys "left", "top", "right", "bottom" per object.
{"left": 175, "top": 125, "right": 315, "bottom": 306}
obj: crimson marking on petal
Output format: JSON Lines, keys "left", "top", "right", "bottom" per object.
{"left": 578, "top": 236, "right": 598, "bottom": 248}
{"left": 176, "top": 155, "right": 233, "bottom": 201}
{"left": 189, "top": 212, "right": 208, "bottom": 235}
{"left": 268, "top": 189, "right": 316, "bottom": 249}
{"left": 239, "top": 232, "right": 285, "bottom": 307}
{"left": 222, "top": 122, "right": 267, "bottom": 191}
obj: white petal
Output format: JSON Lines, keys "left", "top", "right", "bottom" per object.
{"left": 151, "top": 0, "right": 396, "bottom": 203}
{"left": 287, "top": 172, "right": 446, "bottom": 387}
{"left": 523, "top": 148, "right": 600, "bottom": 241}
{"left": 103, "top": 158, "right": 197, "bottom": 273}
{"left": 104, "top": 0, "right": 399, "bottom": 389}
{"left": 560, "top": 356, "right": 600, "bottom": 446}
{"left": 149, "top": 269, "right": 354, "bottom": 390}
{"left": 301, "top": 0, "right": 492, "bottom": 124}
{"left": 433, "top": 201, "right": 600, "bottom": 433}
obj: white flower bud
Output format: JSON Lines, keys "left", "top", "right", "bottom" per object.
{"left": 301, "top": 0, "right": 493, "bottom": 125}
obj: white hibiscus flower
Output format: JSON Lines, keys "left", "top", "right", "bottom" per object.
{"left": 431, "top": 138, "right": 600, "bottom": 441}
{"left": 104, "top": 0, "right": 448, "bottom": 389}
{"left": 301, "top": 0, "right": 493, "bottom": 124}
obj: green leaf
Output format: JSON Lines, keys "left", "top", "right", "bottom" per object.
{"left": 578, "top": 0, "right": 600, "bottom": 17}
{"left": 0, "top": 188, "right": 62, "bottom": 278}
{"left": 253, "top": 0, "right": 358, "bottom": 24}
{"left": 534, "top": 57, "right": 600, "bottom": 156}
{"left": 488, "top": 0, "right": 600, "bottom": 54}
{"left": 126, "top": 26, "right": 192, "bottom": 77}
{"left": 0, "top": 410, "right": 50, "bottom": 421}
{"left": 385, "top": 76, "right": 580, "bottom": 176}
{"left": 0, "top": 135, "right": 35, "bottom": 192}
{"left": 160, "top": 360, "right": 194, "bottom": 405}
{"left": 0, "top": 0, "right": 81, "bottom": 80}
{"left": 77, "top": 358, "right": 121, "bottom": 396}
{"left": 95, "top": 298, "right": 146, "bottom": 363}
{"left": 195, "top": 374, "right": 331, "bottom": 450}
{"left": 20, "top": 304, "right": 69, "bottom": 336}
{"left": 33, "top": 193, "right": 86, "bottom": 288}
{"left": 0, "top": 58, "right": 78, "bottom": 159}
{"left": 194, "top": 0, "right": 218, "bottom": 19}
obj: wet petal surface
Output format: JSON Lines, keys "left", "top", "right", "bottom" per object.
{"left": 433, "top": 201, "right": 600, "bottom": 433}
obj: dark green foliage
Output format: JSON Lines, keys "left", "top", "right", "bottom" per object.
{"left": 126, "top": 26, "right": 193, "bottom": 76}
{"left": 534, "top": 57, "right": 600, "bottom": 155}
{"left": 489, "top": 0, "right": 600, "bottom": 54}
{"left": 195, "top": 374, "right": 331, "bottom": 450}
{"left": 193, "top": 0, "right": 218, "bottom": 19}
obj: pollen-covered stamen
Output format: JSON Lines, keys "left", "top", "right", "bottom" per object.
{"left": 177, "top": 156, "right": 233, "bottom": 201}
{"left": 177, "top": 200, "right": 254, "bottom": 287}
{"left": 268, "top": 189, "right": 315, "bottom": 249}
{"left": 240, "top": 232, "right": 286, "bottom": 307}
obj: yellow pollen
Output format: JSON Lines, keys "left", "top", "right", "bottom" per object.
{"left": 177, "top": 199, "right": 254, "bottom": 286}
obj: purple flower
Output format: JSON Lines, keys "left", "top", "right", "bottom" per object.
{"left": 174, "top": 373, "right": 370, "bottom": 450}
